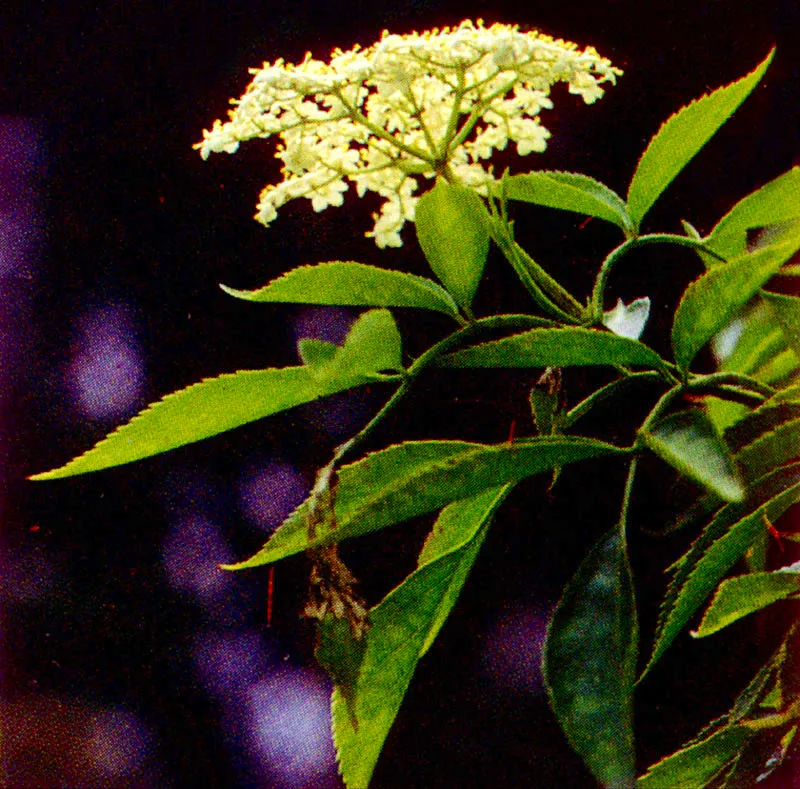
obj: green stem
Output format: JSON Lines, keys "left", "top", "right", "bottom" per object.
{"left": 619, "top": 455, "right": 640, "bottom": 533}
{"left": 489, "top": 216, "right": 586, "bottom": 323}
{"left": 561, "top": 371, "right": 664, "bottom": 430}
{"left": 332, "top": 313, "right": 555, "bottom": 467}
{"left": 591, "top": 234, "right": 728, "bottom": 320}
{"left": 332, "top": 87, "right": 434, "bottom": 164}
{"left": 686, "top": 372, "right": 776, "bottom": 399}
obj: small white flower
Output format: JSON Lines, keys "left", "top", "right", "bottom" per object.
{"left": 602, "top": 297, "right": 651, "bottom": 340}
{"left": 197, "top": 20, "right": 621, "bottom": 246}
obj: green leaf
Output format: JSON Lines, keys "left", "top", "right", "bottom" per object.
{"left": 333, "top": 308, "right": 403, "bottom": 375}
{"left": 736, "top": 417, "right": 800, "bottom": 484}
{"left": 637, "top": 726, "right": 752, "bottom": 789}
{"left": 693, "top": 569, "right": 800, "bottom": 638}
{"left": 672, "top": 238, "right": 799, "bottom": 372}
{"left": 705, "top": 168, "right": 800, "bottom": 262}
{"left": 627, "top": 49, "right": 774, "bottom": 231}
{"left": 503, "top": 171, "right": 633, "bottom": 234}
{"left": 329, "top": 485, "right": 511, "bottom": 789}
{"left": 224, "top": 436, "right": 625, "bottom": 569}
{"left": 763, "top": 290, "right": 800, "bottom": 359}
{"left": 30, "top": 309, "right": 402, "bottom": 480}
{"left": 644, "top": 464, "right": 800, "bottom": 675}
{"left": 415, "top": 179, "right": 490, "bottom": 309}
{"left": 298, "top": 338, "right": 339, "bottom": 366}
{"left": 544, "top": 528, "right": 638, "bottom": 789}
{"left": 440, "top": 327, "right": 668, "bottom": 371}
{"left": 221, "top": 261, "right": 461, "bottom": 319}
{"left": 639, "top": 409, "right": 744, "bottom": 502}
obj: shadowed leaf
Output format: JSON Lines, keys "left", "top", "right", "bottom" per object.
{"left": 544, "top": 528, "right": 638, "bottom": 789}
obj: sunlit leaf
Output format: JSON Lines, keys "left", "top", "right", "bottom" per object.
{"left": 415, "top": 179, "right": 490, "bottom": 309}
{"left": 644, "top": 464, "right": 800, "bottom": 675}
{"left": 329, "top": 486, "right": 511, "bottom": 789}
{"left": 544, "top": 528, "right": 638, "bottom": 789}
{"left": 224, "top": 436, "right": 625, "bottom": 569}
{"left": 221, "top": 261, "right": 462, "bottom": 319}
{"left": 640, "top": 409, "right": 744, "bottom": 502}
{"left": 672, "top": 237, "right": 799, "bottom": 372}
{"left": 441, "top": 327, "right": 668, "bottom": 371}
{"left": 704, "top": 168, "right": 800, "bottom": 263}
{"left": 627, "top": 49, "right": 774, "bottom": 231}
{"left": 637, "top": 726, "right": 752, "bottom": 789}
{"left": 503, "top": 171, "right": 633, "bottom": 234}
{"left": 30, "top": 309, "right": 402, "bottom": 480}
{"left": 693, "top": 569, "right": 800, "bottom": 638}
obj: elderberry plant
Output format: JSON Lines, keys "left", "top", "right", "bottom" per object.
{"left": 33, "top": 20, "right": 800, "bottom": 788}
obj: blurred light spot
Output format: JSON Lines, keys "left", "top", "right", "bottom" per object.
{"left": 192, "top": 629, "right": 271, "bottom": 702}
{"left": 480, "top": 605, "right": 549, "bottom": 695}
{"left": 238, "top": 461, "right": 307, "bottom": 533}
{"left": 84, "top": 708, "right": 153, "bottom": 781}
{"left": 67, "top": 303, "right": 147, "bottom": 421}
{"left": 712, "top": 318, "right": 744, "bottom": 364}
{"left": 162, "top": 513, "right": 234, "bottom": 603}
{"left": 246, "top": 667, "right": 338, "bottom": 788}
{"left": 292, "top": 305, "right": 353, "bottom": 351}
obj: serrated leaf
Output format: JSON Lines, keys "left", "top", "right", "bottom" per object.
{"left": 330, "top": 486, "right": 511, "bottom": 789}
{"left": 636, "top": 726, "right": 752, "bottom": 789}
{"left": 693, "top": 570, "right": 800, "bottom": 638}
{"left": 30, "top": 309, "right": 402, "bottom": 480}
{"left": 503, "top": 171, "right": 633, "bottom": 234}
{"left": 415, "top": 179, "right": 490, "bottom": 309}
{"left": 736, "top": 417, "right": 800, "bottom": 483}
{"left": 705, "top": 168, "right": 800, "bottom": 262}
{"left": 724, "top": 402, "right": 800, "bottom": 455}
{"left": 627, "top": 49, "right": 774, "bottom": 231}
{"left": 544, "top": 528, "right": 638, "bottom": 789}
{"left": 644, "top": 464, "right": 800, "bottom": 675}
{"left": 640, "top": 409, "right": 744, "bottom": 502}
{"left": 221, "top": 261, "right": 461, "bottom": 319}
{"left": 763, "top": 290, "right": 800, "bottom": 359}
{"left": 224, "top": 436, "right": 625, "bottom": 570}
{"left": 440, "top": 327, "right": 668, "bottom": 371}
{"left": 672, "top": 238, "right": 799, "bottom": 372}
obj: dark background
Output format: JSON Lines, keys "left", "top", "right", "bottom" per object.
{"left": 2, "top": 1, "right": 799, "bottom": 786}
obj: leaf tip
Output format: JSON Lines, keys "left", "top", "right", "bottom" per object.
{"left": 219, "top": 283, "right": 253, "bottom": 300}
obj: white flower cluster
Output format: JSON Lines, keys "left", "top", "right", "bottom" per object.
{"left": 197, "top": 20, "right": 621, "bottom": 248}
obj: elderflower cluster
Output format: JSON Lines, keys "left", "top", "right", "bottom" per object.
{"left": 197, "top": 20, "right": 621, "bottom": 248}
